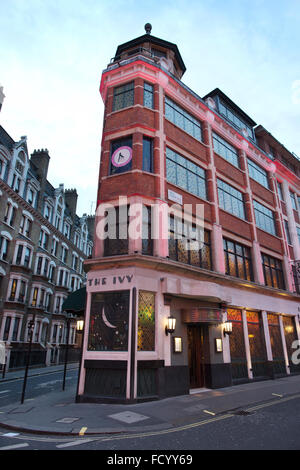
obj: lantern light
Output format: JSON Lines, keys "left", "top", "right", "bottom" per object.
{"left": 165, "top": 315, "right": 176, "bottom": 336}
{"left": 223, "top": 321, "right": 233, "bottom": 336}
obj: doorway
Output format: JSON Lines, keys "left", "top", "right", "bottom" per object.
{"left": 187, "top": 325, "right": 208, "bottom": 388}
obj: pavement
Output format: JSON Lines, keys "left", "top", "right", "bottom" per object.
{"left": 0, "top": 364, "right": 300, "bottom": 436}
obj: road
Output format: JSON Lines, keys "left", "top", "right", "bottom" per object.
{"left": 0, "top": 390, "right": 299, "bottom": 452}
{"left": 0, "top": 366, "right": 78, "bottom": 407}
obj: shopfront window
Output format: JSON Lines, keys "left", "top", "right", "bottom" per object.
{"left": 137, "top": 291, "right": 155, "bottom": 351}
{"left": 267, "top": 314, "right": 286, "bottom": 375}
{"left": 227, "top": 309, "right": 248, "bottom": 380}
{"left": 88, "top": 291, "right": 130, "bottom": 351}
{"left": 246, "top": 311, "right": 267, "bottom": 378}
{"left": 282, "top": 316, "right": 299, "bottom": 373}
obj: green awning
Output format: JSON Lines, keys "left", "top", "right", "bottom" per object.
{"left": 62, "top": 287, "right": 87, "bottom": 314}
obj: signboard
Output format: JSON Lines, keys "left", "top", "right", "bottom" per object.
{"left": 181, "top": 308, "right": 222, "bottom": 324}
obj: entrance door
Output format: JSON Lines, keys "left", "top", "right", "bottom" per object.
{"left": 187, "top": 325, "right": 206, "bottom": 388}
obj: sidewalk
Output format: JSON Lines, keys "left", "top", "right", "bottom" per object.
{"left": 0, "top": 373, "right": 299, "bottom": 436}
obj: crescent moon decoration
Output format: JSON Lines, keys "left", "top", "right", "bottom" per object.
{"left": 101, "top": 306, "right": 117, "bottom": 329}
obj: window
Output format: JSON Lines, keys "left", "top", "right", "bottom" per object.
{"left": 31, "top": 287, "right": 38, "bottom": 307}
{"left": 262, "top": 254, "right": 285, "bottom": 290}
{"left": 72, "top": 253, "right": 78, "bottom": 271}
{"left": 143, "top": 82, "right": 154, "bottom": 109}
{"left": 113, "top": 81, "right": 134, "bottom": 111}
{"left": 223, "top": 239, "right": 253, "bottom": 281}
{"left": 142, "top": 137, "right": 153, "bottom": 173}
{"left": 218, "top": 100, "right": 254, "bottom": 140}
{"left": 168, "top": 217, "right": 212, "bottom": 270}
{"left": 142, "top": 206, "right": 153, "bottom": 256}
{"left": 64, "top": 222, "right": 71, "bottom": 239}
{"left": 61, "top": 245, "right": 68, "bottom": 264}
{"left": 253, "top": 200, "right": 276, "bottom": 236}
{"left": 44, "top": 204, "right": 52, "bottom": 222}
{"left": 247, "top": 158, "right": 269, "bottom": 189}
{"left": 12, "top": 317, "right": 21, "bottom": 342}
{"left": 217, "top": 179, "right": 245, "bottom": 219}
{"left": 14, "top": 244, "right": 32, "bottom": 267}
{"left": 297, "top": 226, "right": 300, "bottom": 244}
{"left": 165, "top": 97, "right": 202, "bottom": 141}
{"left": 0, "top": 235, "right": 10, "bottom": 261}
{"left": 213, "top": 133, "right": 239, "bottom": 168}
{"left": 4, "top": 202, "right": 16, "bottom": 226}
{"left": 3, "top": 316, "right": 11, "bottom": 341}
{"left": 284, "top": 220, "right": 292, "bottom": 245}
{"left": 166, "top": 147, "right": 207, "bottom": 199}
{"left": 104, "top": 206, "right": 129, "bottom": 257}
{"left": 19, "top": 214, "right": 32, "bottom": 238}
{"left": 110, "top": 136, "right": 132, "bottom": 176}
{"left": 277, "top": 181, "right": 283, "bottom": 201}
{"left": 51, "top": 238, "right": 58, "bottom": 256}
{"left": 9, "top": 279, "right": 18, "bottom": 301}
{"left": 39, "top": 229, "right": 49, "bottom": 250}
{"left": 138, "top": 291, "right": 155, "bottom": 351}
{"left": 88, "top": 291, "right": 130, "bottom": 351}
{"left": 290, "top": 192, "right": 297, "bottom": 211}
{"left": 26, "top": 188, "right": 36, "bottom": 206}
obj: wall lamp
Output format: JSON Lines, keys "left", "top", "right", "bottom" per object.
{"left": 165, "top": 315, "right": 176, "bottom": 336}
{"left": 223, "top": 321, "right": 233, "bottom": 337}
{"left": 76, "top": 320, "right": 84, "bottom": 333}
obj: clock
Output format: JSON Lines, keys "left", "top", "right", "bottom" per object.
{"left": 111, "top": 146, "right": 132, "bottom": 168}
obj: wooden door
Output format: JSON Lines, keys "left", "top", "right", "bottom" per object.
{"left": 187, "top": 325, "right": 205, "bottom": 388}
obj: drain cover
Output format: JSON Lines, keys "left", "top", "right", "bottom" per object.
{"left": 233, "top": 410, "right": 253, "bottom": 416}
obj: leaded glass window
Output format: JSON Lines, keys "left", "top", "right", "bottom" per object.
{"left": 262, "top": 254, "right": 285, "bottom": 290}
{"left": 217, "top": 179, "right": 245, "bottom": 219}
{"left": 218, "top": 100, "right": 254, "bottom": 140}
{"left": 227, "top": 309, "right": 248, "bottom": 380}
{"left": 138, "top": 291, "right": 155, "bottom": 351}
{"left": 143, "top": 82, "right": 154, "bottom": 109}
{"left": 88, "top": 291, "right": 130, "bottom": 351}
{"left": 168, "top": 217, "right": 212, "bottom": 270}
{"left": 247, "top": 158, "right": 269, "bottom": 188}
{"left": 213, "top": 133, "right": 239, "bottom": 168}
{"left": 267, "top": 313, "right": 286, "bottom": 374}
{"left": 166, "top": 147, "right": 207, "bottom": 199}
{"left": 104, "top": 206, "right": 129, "bottom": 257}
{"left": 142, "top": 206, "right": 153, "bottom": 256}
{"left": 290, "top": 191, "right": 297, "bottom": 210}
{"left": 165, "top": 96, "right": 202, "bottom": 141}
{"left": 282, "top": 316, "right": 299, "bottom": 372}
{"left": 223, "top": 238, "right": 253, "bottom": 281}
{"left": 113, "top": 82, "right": 134, "bottom": 111}
{"left": 253, "top": 200, "right": 276, "bottom": 235}
{"left": 246, "top": 311, "right": 267, "bottom": 378}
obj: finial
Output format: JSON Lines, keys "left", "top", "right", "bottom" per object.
{"left": 144, "top": 23, "right": 152, "bottom": 35}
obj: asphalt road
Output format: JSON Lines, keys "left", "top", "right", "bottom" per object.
{"left": 0, "top": 367, "right": 79, "bottom": 407}
{"left": 0, "top": 391, "right": 299, "bottom": 452}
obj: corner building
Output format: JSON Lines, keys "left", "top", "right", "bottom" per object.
{"left": 77, "top": 26, "right": 300, "bottom": 403}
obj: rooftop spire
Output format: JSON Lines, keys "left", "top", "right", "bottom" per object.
{"left": 144, "top": 23, "right": 152, "bottom": 34}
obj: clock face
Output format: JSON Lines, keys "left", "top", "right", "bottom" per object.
{"left": 111, "top": 146, "right": 132, "bottom": 168}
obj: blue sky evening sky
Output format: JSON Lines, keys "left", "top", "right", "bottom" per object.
{"left": 0, "top": 0, "right": 299, "bottom": 215}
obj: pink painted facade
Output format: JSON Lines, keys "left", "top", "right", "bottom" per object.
{"left": 77, "top": 27, "right": 300, "bottom": 403}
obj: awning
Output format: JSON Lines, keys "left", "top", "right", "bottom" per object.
{"left": 62, "top": 287, "right": 87, "bottom": 315}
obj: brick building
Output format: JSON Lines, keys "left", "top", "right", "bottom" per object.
{"left": 0, "top": 94, "right": 94, "bottom": 369}
{"left": 77, "top": 25, "right": 300, "bottom": 403}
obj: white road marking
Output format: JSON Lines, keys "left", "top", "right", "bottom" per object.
{"left": 0, "top": 442, "right": 29, "bottom": 450}
{"left": 56, "top": 439, "right": 94, "bottom": 448}
{"left": 0, "top": 390, "right": 10, "bottom": 394}
{"left": 203, "top": 410, "right": 216, "bottom": 416}
{"left": 3, "top": 433, "right": 20, "bottom": 437}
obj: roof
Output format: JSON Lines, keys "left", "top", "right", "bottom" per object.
{"left": 62, "top": 287, "right": 86, "bottom": 314}
{"left": 0, "top": 125, "right": 15, "bottom": 151}
{"left": 203, "top": 88, "right": 257, "bottom": 127}
{"left": 115, "top": 33, "right": 186, "bottom": 74}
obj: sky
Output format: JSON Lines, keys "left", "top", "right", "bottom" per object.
{"left": 0, "top": 0, "right": 300, "bottom": 216}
